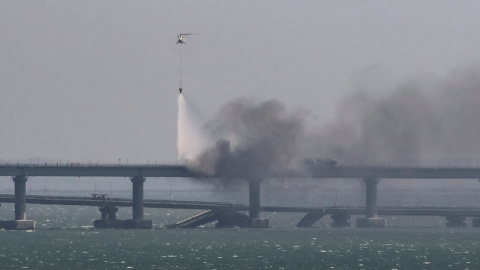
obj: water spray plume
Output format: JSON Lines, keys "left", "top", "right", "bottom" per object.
{"left": 177, "top": 94, "right": 209, "bottom": 163}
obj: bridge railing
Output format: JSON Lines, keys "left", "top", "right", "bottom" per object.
{"left": 0, "top": 162, "right": 184, "bottom": 167}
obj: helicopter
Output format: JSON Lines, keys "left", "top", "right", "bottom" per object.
{"left": 176, "top": 33, "right": 199, "bottom": 94}
{"left": 176, "top": 33, "right": 198, "bottom": 44}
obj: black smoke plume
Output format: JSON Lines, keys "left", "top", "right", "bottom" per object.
{"left": 188, "top": 98, "right": 305, "bottom": 180}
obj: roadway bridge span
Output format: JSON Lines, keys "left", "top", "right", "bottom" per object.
{"left": 1, "top": 164, "right": 480, "bottom": 178}
{"left": 0, "top": 164, "right": 194, "bottom": 178}
{"left": 1, "top": 163, "right": 480, "bottom": 229}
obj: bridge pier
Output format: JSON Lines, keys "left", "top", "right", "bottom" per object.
{"left": 124, "top": 176, "right": 152, "bottom": 229}
{"left": 356, "top": 178, "right": 386, "bottom": 228}
{"left": 247, "top": 179, "right": 269, "bottom": 228}
{"left": 0, "top": 176, "right": 35, "bottom": 230}
{"left": 93, "top": 205, "right": 124, "bottom": 229}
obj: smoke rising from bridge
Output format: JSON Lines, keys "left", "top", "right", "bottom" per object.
{"left": 187, "top": 98, "right": 305, "bottom": 180}
{"left": 305, "top": 65, "right": 480, "bottom": 165}
{"left": 179, "top": 65, "right": 480, "bottom": 184}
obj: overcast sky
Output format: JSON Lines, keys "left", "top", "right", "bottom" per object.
{"left": 1, "top": 1, "right": 480, "bottom": 164}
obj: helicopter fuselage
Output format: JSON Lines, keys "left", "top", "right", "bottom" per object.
{"left": 177, "top": 36, "right": 186, "bottom": 44}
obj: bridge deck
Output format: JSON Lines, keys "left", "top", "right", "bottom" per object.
{"left": 0, "top": 164, "right": 195, "bottom": 178}
{"left": 1, "top": 164, "right": 480, "bottom": 179}
{"left": 1, "top": 194, "right": 480, "bottom": 217}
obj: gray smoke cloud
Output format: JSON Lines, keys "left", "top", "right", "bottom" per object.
{"left": 188, "top": 98, "right": 305, "bottom": 180}
{"left": 188, "top": 64, "right": 480, "bottom": 185}
{"left": 304, "top": 65, "right": 480, "bottom": 165}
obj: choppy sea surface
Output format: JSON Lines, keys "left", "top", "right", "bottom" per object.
{"left": 1, "top": 187, "right": 480, "bottom": 269}
{"left": 1, "top": 227, "right": 480, "bottom": 269}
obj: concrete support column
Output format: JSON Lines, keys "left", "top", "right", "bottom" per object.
{"left": 123, "top": 176, "right": 152, "bottom": 229}
{"left": 131, "top": 176, "right": 145, "bottom": 220}
{"left": 108, "top": 206, "right": 118, "bottom": 220}
{"left": 13, "top": 175, "right": 27, "bottom": 220}
{"left": 0, "top": 175, "right": 35, "bottom": 230}
{"left": 247, "top": 178, "right": 269, "bottom": 228}
{"left": 356, "top": 178, "right": 386, "bottom": 228}
{"left": 99, "top": 205, "right": 118, "bottom": 220}
{"left": 101, "top": 208, "right": 108, "bottom": 220}
{"left": 365, "top": 178, "right": 379, "bottom": 219}
{"left": 94, "top": 205, "right": 123, "bottom": 229}
{"left": 248, "top": 179, "right": 261, "bottom": 220}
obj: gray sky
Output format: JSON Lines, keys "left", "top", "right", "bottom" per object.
{"left": 1, "top": 1, "right": 480, "bottom": 164}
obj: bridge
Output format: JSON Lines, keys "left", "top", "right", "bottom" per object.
{"left": 0, "top": 164, "right": 194, "bottom": 178}
{"left": 0, "top": 194, "right": 479, "bottom": 228}
{"left": 1, "top": 163, "right": 480, "bottom": 178}
{"left": 1, "top": 163, "right": 480, "bottom": 229}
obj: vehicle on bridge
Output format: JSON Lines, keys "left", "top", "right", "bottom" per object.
{"left": 303, "top": 158, "right": 338, "bottom": 169}
{"left": 91, "top": 193, "right": 110, "bottom": 201}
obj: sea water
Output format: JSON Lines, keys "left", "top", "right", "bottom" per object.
{"left": 1, "top": 187, "right": 480, "bottom": 269}
{"left": 1, "top": 226, "right": 480, "bottom": 269}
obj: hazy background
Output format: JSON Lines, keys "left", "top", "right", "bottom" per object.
{"left": 2, "top": 2, "right": 480, "bottom": 193}
{"left": 2, "top": 1, "right": 480, "bottom": 164}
